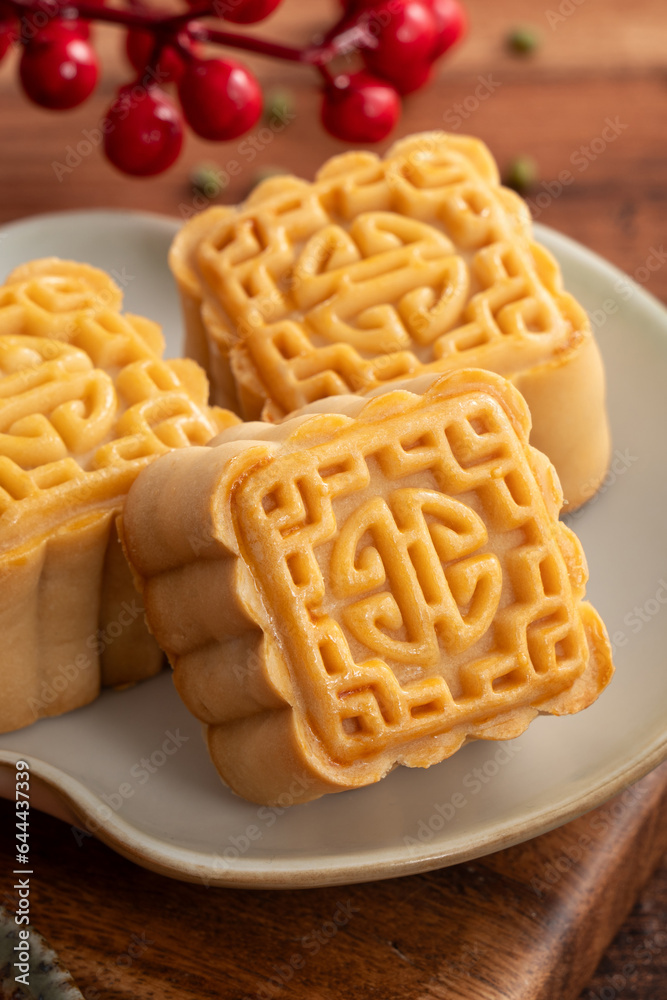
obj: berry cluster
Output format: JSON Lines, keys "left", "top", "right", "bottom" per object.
{"left": 0, "top": 0, "right": 466, "bottom": 176}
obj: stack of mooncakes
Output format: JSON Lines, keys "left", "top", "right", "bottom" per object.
{"left": 2, "top": 132, "right": 615, "bottom": 809}
{"left": 0, "top": 258, "right": 237, "bottom": 732}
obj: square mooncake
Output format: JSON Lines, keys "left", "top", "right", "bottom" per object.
{"left": 170, "top": 131, "right": 610, "bottom": 512}
{"left": 0, "top": 260, "right": 238, "bottom": 733}
{"left": 122, "top": 368, "right": 613, "bottom": 805}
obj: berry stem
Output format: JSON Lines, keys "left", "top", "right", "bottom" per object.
{"left": 7, "top": 0, "right": 213, "bottom": 32}
{"left": 0, "top": 0, "right": 467, "bottom": 175}
{"left": 191, "top": 24, "right": 308, "bottom": 63}
{"left": 184, "top": 18, "right": 374, "bottom": 64}
{"left": 4, "top": 0, "right": 371, "bottom": 65}
{"left": 308, "top": 22, "right": 377, "bottom": 64}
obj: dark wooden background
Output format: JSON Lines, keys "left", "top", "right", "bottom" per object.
{"left": 0, "top": 0, "right": 666, "bottom": 995}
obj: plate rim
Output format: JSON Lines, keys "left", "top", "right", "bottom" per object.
{"left": 0, "top": 208, "right": 666, "bottom": 889}
{"left": 2, "top": 737, "right": 667, "bottom": 888}
{"left": 0, "top": 206, "right": 181, "bottom": 233}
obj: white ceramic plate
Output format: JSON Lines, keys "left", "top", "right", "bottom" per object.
{"left": 0, "top": 209, "right": 666, "bottom": 889}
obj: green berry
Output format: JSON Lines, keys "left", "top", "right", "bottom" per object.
{"left": 507, "top": 25, "right": 540, "bottom": 55}
{"left": 263, "top": 88, "right": 294, "bottom": 125}
{"left": 189, "top": 163, "right": 227, "bottom": 199}
{"left": 505, "top": 156, "right": 538, "bottom": 194}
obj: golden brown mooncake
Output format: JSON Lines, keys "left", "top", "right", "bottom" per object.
{"left": 122, "top": 368, "right": 613, "bottom": 806}
{"left": 0, "top": 260, "right": 238, "bottom": 734}
{"left": 1, "top": 256, "right": 164, "bottom": 360}
{"left": 169, "top": 132, "right": 611, "bottom": 513}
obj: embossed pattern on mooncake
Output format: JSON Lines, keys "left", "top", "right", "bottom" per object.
{"left": 0, "top": 260, "right": 238, "bottom": 734}
{"left": 1, "top": 256, "right": 164, "bottom": 360}
{"left": 170, "top": 132, "right": 611, "bottom": 510}
{"left": 122, "top": 369, "right": 613, "bottom": 805}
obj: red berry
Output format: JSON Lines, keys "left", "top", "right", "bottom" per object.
{"left": 339, "top": 0, "right": 379, "bottom": 10}
{"left": 426, "top": 0, "right": 466, "bottom": 58}
{"left": 0, "top": 1, "right": 17, "bottom": 59}
{"left": 214, "top": 0, "right": 282, "bottom": 24}
{"left": 178, "top": 57, "right": 262, "bottom": 141}
{"left": 20, "top": 10, "right": 90, "bottom": 44}
{"left": 103, "top": 84, "right": 183, "bottom": 176}
{"left": 56, "top": 16, "right": 92, "bottom": 40}
{"left": 63, "top": 17, "right": 90, "bottom": 38}
{"left": 321, "top": 71, "right": 400, "bottom": 143}
{"left": 125, "top": 27, "right": 192, "bottom": 83}
{"left": 0, "top": 22, "right": 14, "bottom": 61}
{"left": 362, "top": 0, "right": 438, "bottom": 94}
{"left": 387, "top": 60, "right": 432, "bottom": 94}
{"left": 19, "top": 32, "right": 98, "bottom": 110}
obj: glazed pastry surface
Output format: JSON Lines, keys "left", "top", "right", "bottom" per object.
{"left": 123, "top": 369, "right": 613, "bottom": 805}
{"left": 170, "top": 132, "right": 610, "bottom": 510}
{"left": 0, "top": 259, "right": 238, "bottom": 733}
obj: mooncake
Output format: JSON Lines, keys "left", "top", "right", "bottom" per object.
{"left": 0, "top": 260, "right": 238, "bottom": 733}
{"left": 122, "top": 368, "right": 613, "bottom": 805}
{"left": 171, "top": 132, "right": 611, "bottom": 512}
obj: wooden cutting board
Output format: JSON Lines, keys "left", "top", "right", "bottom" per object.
{"left": 430, "top": 761, "right": 667, "bottom": 999}
{"left": 1, "top": 761, "right": 666, "bottom": 999}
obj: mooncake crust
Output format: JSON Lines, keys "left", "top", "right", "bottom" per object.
{"left": 122, "top": 368, "right": 613, "bottom": 805}
{"left": 0, "top": 260, "right": 238, "bottom": 733}
{"left": 169, "top": 131, "right": 611, "bottom": 512}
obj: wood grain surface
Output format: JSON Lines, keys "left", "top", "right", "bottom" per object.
{"left": 1, "top": 765, "right": 667, "bottom": 999}
{"left": 0, "top": 0, "right": 666, "bottom": 996}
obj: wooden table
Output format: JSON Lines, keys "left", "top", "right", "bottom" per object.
{"left": 0, "top": 0, "right": 666, "bottom": 996}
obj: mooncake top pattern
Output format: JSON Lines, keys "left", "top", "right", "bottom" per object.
{"left": 172, "top": 133, "right": 588, "bottom": 420}
{"left": 122, "top": 369, "right": 613, "bottom": 804}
